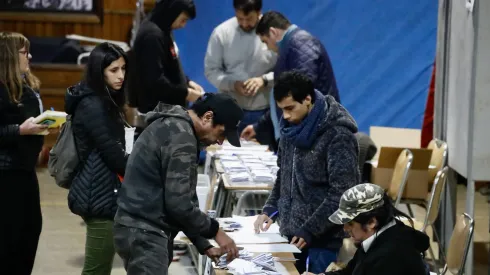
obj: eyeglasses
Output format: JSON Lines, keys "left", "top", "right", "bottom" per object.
{"left": 18, "top": 50, "right": 29, "bottom": 56}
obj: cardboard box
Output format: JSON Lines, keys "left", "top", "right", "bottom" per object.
{"left": 370, "top": 147, "right": 433, "bottom": 200}
{"left": 369, "top": 126, "right": 422, "bottom": 159}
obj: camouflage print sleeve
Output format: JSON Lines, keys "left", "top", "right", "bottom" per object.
{"left": 187, "top": 235, "right": 213, "bottom": 255}
{"left": 162, "top": 128, "right": 219, "bottom": 239}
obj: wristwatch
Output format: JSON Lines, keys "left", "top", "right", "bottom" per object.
{"left": 262, "top": 75, "right": 269, "bottom": 87}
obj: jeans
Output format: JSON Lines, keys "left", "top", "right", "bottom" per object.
{"left": 238, "top": 108, "right": 269, "bottom": 134}
{"left": 113, "top": 224, "right": 173, "bottom": 275}
{"left": 307, "top": 248, "right": 339, "bottom": 273}
{"left": 0, "top": 169, "right": 42, "bottom": 275}
{"left": 82, "top": 219, "right": 115, "bottom": 275}
{"left": 288, "top": 236, "right": 339, "bottom": 274}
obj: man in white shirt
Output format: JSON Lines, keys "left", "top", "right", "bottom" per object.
{"left": 204, "top": 0, "right": 277, "bottom": 132}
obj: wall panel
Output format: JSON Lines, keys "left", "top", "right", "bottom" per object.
{"left": 0, "top": 0, "right": 139, "bottom": 43}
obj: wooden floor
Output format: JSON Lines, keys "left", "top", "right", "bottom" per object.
{"left": 33, "top": 168, "right": 489, "bottom": 274}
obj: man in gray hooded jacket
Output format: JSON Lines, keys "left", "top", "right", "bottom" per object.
{"left": 254, "top": 71, "right": 360, "bottom": 274}
{"left": 114, "top": 93, "right": 243, "bottom": 275}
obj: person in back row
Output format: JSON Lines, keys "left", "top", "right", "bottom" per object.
{"left": 305, "top": 183, "right": 430, "bottom": 275}
{"left": 204, "top": 0, "right": 277, "bottom": 132}
{"left": 127, "top": 0, "right": 204, "bottom": 137}
{"left": 241, "top": 11, "right": 340, "bottom": 152}
{"left": 113, "top": 93, "right": 243, "bottom": 275}
{"left": 254, "top": 71, "right": 359, "bottom": 273}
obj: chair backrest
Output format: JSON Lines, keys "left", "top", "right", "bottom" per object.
{"left": 422, "top": 166, "right": 448, "bottom": 231}
{"left": 443, "top": 213, "right": 475, "bottom": 275}
{"left": 355, "top": 132, "right": 377, "bottom": 182}
{"left": 427, "top": 139, "right": 448, "bottom": 184}
{"left": 388, "top": 149, "right": 413, "bottom": 206}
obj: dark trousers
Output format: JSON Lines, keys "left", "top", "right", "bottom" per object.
{"left": 113, "top": 223, "right": 173, "bottom": 275}
{"left": 238, "top": 108, "right": 269, "bottom": 134}
{"left": 287, "top": 236, "right": 339, "bottom": 273}
{"left": 0, "top": 169, "right": 42, "bottom": 275}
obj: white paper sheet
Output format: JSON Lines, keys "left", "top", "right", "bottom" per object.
{"left": 239, "top": 244, "right": 301, "bottom": 253}
{"left": 124, "top": 127, "right": 135, "bottom": 154}
{"left": 227, "top": 232, "right": 288, "bottom": 244}
{"left": 219, "top": 215, "right": 281, "bottom": 234}
{"left": 227, "top": 259, "right": 262, "bottom": 274}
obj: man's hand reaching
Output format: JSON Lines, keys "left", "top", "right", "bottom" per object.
{"left": 243, "top": 77, "right": 264, "bottom": 96}
{"left": 205, "top": 247, "right": 223, "bottom": 264}
{"left": 214, "top": 229, "right": 239, "bottom": 261}
{"left": 240, "top": 125, "right": 256, "bottom": 140}
{"left": 234, "top": 81, "right": 249, "bottom": 96}
{"left": 188, "top": 80, "right": 204, "bottom": 94}
{"left": 186, "top": 88, "right": 202, "bottom": 102}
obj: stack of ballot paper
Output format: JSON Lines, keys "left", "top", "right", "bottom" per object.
{"left": 269, "top": 166, "right": 279, "bottom": 175}
{"left": 225, "top": 253, "right": 283, "bottom": 275}
{"left": 245, "top": 163, "right": 269, "bottom": 170}
{"left": 226, "top": 258, "right": 262, "bottom": 274}
{"left": 217, "top": 250, "right": 254, "bottom": 268}
{"left": 220, "top": 155, "right": 240, "bottom": 161}
{"left": 221, "top": 160, "right": 247, "bottom": 173}
{"left": 250, "top": 170, "right": 275, "bottom": 182}
{"left": 260, "top": 155, "right": 277, "bottom": 161}
{"left": 241, "top": 158, "right": 263, "bottom": 164}
{"left": 239, "top": 155, "right": 260, "bottom": 160}
{"left": 228, "top": 172, "right": 251, "bottom": 183}
{"left": 251, "top": 253, "right": 276, "bottom": 271}
{"left": 262, "top": 161, "right": 278, "bottom": 167}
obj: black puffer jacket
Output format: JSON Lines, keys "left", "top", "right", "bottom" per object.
{"left": 0, "top": 82, "right": 44, "bottom": 171}
{"left": 65, "top": 82, "right": 128, "bottom": 219}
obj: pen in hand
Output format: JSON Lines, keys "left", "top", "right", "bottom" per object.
{"left": 306, "top": 256, "right": 310, "bottom": 273}
{"left": 266, "top": 210, "right": 278, "bottom": 224}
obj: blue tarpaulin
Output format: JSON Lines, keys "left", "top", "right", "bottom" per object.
{"left": 174, "top": 0, "right": 437, "bottom": 133}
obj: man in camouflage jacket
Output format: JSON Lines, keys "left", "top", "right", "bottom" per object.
{"left": 113, "top": 93, "right": 243, "bottom": 275}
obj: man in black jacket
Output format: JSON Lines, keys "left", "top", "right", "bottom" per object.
{"left": 114, "top": 93, "right": 243, "bottom": 275}
{"left": 127, "top": 0, "right": 204, "bottom": 115}
{"left": 305, "top": 183, "right": 430, "bottom": 275}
